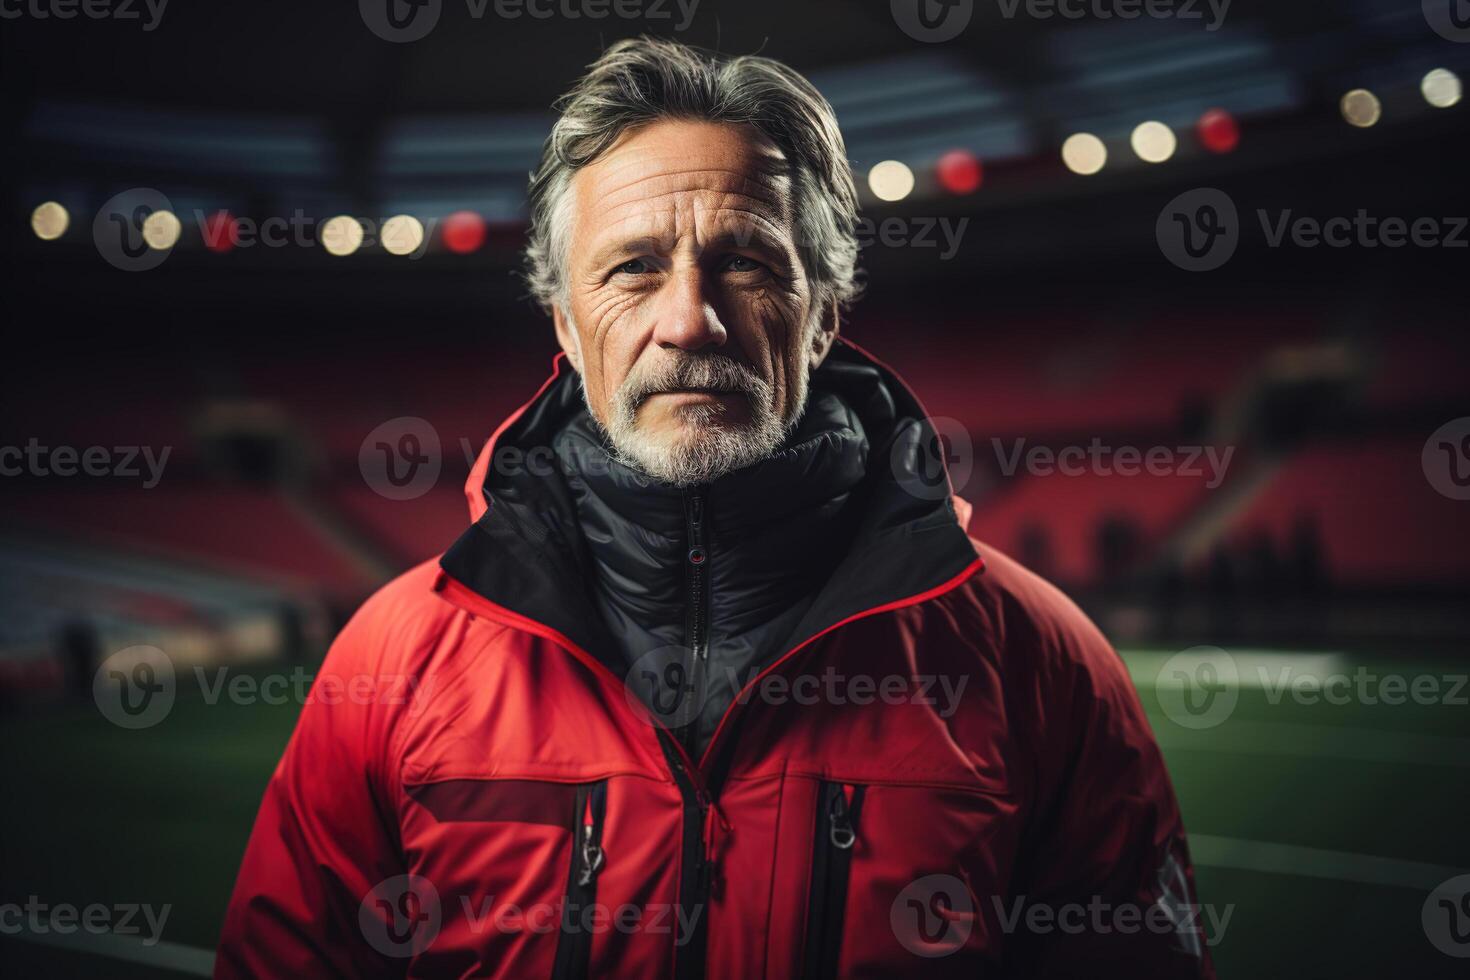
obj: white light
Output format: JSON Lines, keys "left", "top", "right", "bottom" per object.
{"left": 381, "top": 214, "right": 425, "bottom": 256}
{"left": 868, "top": 160, "right": 915, "bottom": 202}
{"left": 1130, "top": 121, "right": 1177, "bottom": 163}
{"left": 1061, "top": 133, "right": 1107, "bottom": 175}
{"left": 1421, "top": 68, "right": 1462, "bottom": 109}
{"left": 1340, "top": 89, "right": 1381, "bottom": 128}
{"left": 321, "top": 215, "right": 364, "bottom": 257}
{"left": 142, "top": 210, "right": 182, "bottom": 251}
{"left": 31, "top": 201, "right": 69, "bottom": 241}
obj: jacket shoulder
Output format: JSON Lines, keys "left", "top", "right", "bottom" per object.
{"left": 943, "top": 539, "right": 1129, "bottom": 684}
{"left": 323, "top": 558, "right": 466, "bottom": 677}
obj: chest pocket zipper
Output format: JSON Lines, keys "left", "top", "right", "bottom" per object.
{"left": 802, "top": 781, "right": 866, "bottom": 978}
{"left": 551, "top": 780, "right": 607, "bottom": 980}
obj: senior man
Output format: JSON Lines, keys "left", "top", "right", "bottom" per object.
{"left": 218, "top": 37, "right": 1213, "bottom": 979}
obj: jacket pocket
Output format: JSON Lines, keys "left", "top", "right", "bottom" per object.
{"left": 802, "top": 780, "right": 866, "bottom": 978}
{"left": 551, "top": 779, "right": 608, "bottom": 980}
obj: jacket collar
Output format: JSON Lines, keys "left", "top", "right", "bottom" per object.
{"left": 440, "top": 338, "right": 982, "bottom": 667}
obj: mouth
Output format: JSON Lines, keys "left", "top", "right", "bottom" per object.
{"left": 643, "top": 387, "right": 746, "bottom": 403}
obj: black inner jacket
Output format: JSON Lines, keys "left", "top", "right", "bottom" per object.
{"left": 440, "top": 340, "right": 982, "bottom": 764}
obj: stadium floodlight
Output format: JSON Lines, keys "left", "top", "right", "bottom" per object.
{"left": 1130, "top": 121, "right": 1177, "bottom": 163}
{"left": 1061, "top": 133, "right": 1107, "bottom": 175}
{"left": 30, "top": 201, "right": 69, "bottom": 241}
{"left": 1421, "top": 69, "right": 1462, "bottom": 109}
{"left": 320, "top": 215, "right": 365, "bottom": 256}
{"left": 142, "top": 210, "right": 182, "bottom": 251}
{"left": 381, "top": 214, "right": 425, "bottom": 256}
{"left": 1340, "top": 89, "right": 1381, "bottom": 128}
{"left": 868, "top": 160, "right": 915, "bottom": 202}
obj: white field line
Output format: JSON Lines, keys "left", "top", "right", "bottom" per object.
{"left": 1189, "top": 835, "right": 1468, "bottom": 890}
{"left": 5, "top": 919, "right": 214, "bottom": 977}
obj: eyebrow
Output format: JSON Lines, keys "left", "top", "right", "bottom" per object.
{"left": 585, "top": 223, "right": 792, "bottom": 273}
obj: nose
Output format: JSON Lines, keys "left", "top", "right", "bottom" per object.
{"left": 651, "top": 265, "right": 728, "bottom": 352}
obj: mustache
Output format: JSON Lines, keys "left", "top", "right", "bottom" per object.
{"left": 621, "top": 354, "right": 770, "bottom": 407}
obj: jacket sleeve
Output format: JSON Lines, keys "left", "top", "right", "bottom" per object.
{"left": 214, "top": 597, "right": 409, "bottom": 979}
{"left": 1003, "top": 606, "right": 1217, "bottom": 979}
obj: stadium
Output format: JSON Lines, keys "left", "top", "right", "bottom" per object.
{"left": 1, "top": 0, "right": 1468, "bottom": 976}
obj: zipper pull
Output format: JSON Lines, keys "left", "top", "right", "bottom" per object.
{"left": 577, "top": 794, "right": 604, "bottom": 886}
{"left": 829, "top": 785, "right": 856, "bottom": 850}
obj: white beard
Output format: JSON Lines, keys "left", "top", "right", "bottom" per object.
{"left": 590, "top": 351, "right": 809, "bottom": 487}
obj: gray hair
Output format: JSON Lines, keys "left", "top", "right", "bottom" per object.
{"left": 524, "top": 36, "right": 862, "bottom": 317}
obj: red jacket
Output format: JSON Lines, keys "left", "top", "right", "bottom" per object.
{"left": 217, "top": 342, "right": 1213, "bottom": 979}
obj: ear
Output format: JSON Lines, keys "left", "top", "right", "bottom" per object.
{"left": 808, "top": 297, "right": 841, "bottom": 369}
{"left": 552, "top": 304, "right": 582, "bottom": 373}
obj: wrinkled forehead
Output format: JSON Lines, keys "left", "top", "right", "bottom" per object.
{"left": 569, "top": 121, "right": 795, "bottom": 255}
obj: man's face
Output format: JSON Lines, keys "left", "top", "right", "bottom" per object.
{"left": 553, "top": 119, "right": 835, "bottom": 485}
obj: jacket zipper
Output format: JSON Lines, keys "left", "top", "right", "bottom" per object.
{"left": 659, "top": 730, "right": 714, "bottom": 980}
{"left": 433, "top": 563, "right": 981, "bottom": 980}
{"left": 802, "top": 781, "right": 865, "bottom": 978}
{"left": 681, "top": 491, "right": 710, "bottom": 755}
{"left": 551, "top": 780, "right": 608, "bottom": 980}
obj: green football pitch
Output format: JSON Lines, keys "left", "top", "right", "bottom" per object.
{"left": 2, "top": 649, "right": 1467, "bottom": 977}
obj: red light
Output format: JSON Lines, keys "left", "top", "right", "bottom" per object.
{"left": 202, "top": 210, "right": 237, "bottom": 253}
{"left": 1196, "top": 109, "right": 1240, "bottom": 154}
{"left": 442, "top": 210, "right": 486, "bottom": 254}
{"left": 936, "top": 150, "right": 983, "bottom": 194}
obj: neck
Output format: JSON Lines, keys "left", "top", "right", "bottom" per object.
{"left": 553, "top": 387, "right": 870, "bottom": 692}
